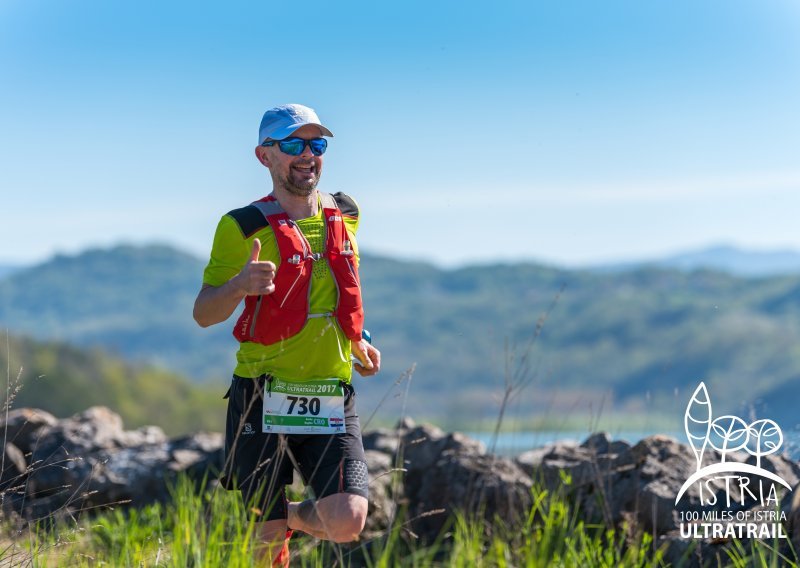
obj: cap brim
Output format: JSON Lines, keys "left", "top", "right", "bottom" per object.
{"left": 265, "top": 123, "right": 334, "bottom": 142}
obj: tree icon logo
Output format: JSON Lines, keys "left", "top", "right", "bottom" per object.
{"left": 676, "top": 382, "right": 791, "bottom": 504}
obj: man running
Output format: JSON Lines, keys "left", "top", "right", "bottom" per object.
{"left": 193, "top": 103, "right": 381, "bottom": 566}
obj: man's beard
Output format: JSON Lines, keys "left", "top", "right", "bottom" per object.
{"left": 277, "top": 167, "right": 319, "bottom": 197}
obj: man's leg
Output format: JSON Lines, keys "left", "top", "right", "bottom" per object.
{"left": 222, "top": 376, "right": 295, "bottom": 565}
{"left": 255, "top": 519, "right": 292, "bottom": 567}
{"left": 288, "top": 383, "right": 370, "bottom": 543}
{"left": 288, "top": 493, "right": 368, "bottom": 543}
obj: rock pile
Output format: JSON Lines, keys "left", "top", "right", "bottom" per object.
{"left": 2, "top": 407, "right": 800, "bottom": 566}
{"left": 1, "top": 407, "right": 223, "bottom": 521}
{"left": 363, "top": 418, "right": 532, "bottom": 540}
{"left": 516, "top": 432, "right": 800, "bottom": 566}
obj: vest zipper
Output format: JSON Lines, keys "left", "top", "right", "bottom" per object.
{"left": 249, "top": 296, "right": 263, "bottom": 338}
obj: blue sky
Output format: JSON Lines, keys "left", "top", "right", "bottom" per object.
{"left": 2, "top": 0, "right": 799, "bottom": 267}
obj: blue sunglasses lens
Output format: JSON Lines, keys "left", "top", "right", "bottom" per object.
{"left": 309, "top": 138, "right": 327, "bottom": 156}
{"left": 276, "top": 137, "right": 327, "bottom": 156}
{"left": 278, "top": 138, "right": 304, "bottom": 155}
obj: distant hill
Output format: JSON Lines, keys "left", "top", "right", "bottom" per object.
{"left": 596, "top": 244, "right": 800, "bottom": 276}
{"left": 0, "top": 263, "right": 25, "bottom": 280}
{"left": 0, "top": 333, "right": 224, "bottom": 436}
{"left": 2, "top": 244, "right": 800, "bottom": 429}
{"left": 0, "top": 244, "right": 238, "bottom": 381}
{"left": 660, "top": 245, "right": 800, "bottom": 275}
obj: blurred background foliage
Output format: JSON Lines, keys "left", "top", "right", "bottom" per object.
{"left": 2, "top": 244, "right": 800, "bottom": 434}
{"left": 0, "top": 333, "right": 224, "bottom": 436}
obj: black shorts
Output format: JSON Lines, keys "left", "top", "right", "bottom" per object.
{"left": 221, "top": 375, "right": 369, "bottom": 521}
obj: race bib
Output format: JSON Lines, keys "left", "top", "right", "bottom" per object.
{"left": 263, "top": 378, "right": 346, "bottom": 434}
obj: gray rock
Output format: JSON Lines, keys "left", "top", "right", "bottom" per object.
{"left": 87, "top": 443, "right": 173, "bottom": 507}
{"left": 407, "top": 452, "right": 532, "bottom": 541}
{"left": 393, "top": 424, "right": 525, "bottom": 540}
{"left": 515, "top": 434, "right": 732, "bottom": 536}
{"left": 364, "top": 450, "right": 398, "bottom": 535}
{"left": 515, "top": 445, "right": 551, "bottom": 473}
{"left": 362, "top": 428, "right": 400, "bottom": 455}
{"left": 743, "top": 453, "right": 800, "bottom": 490}
{"left": 168, "top": 432, "right": 224, "bottom": 478}
{"left": 126, "top": 425, "right": 169, "bottom": 448}
{"left": 0, "top": 408, "right": 57, "bottom": 455}
{"left": 581, "top": 431, "right": 613, "bottom": 454}
{"left": 19, "top": 407, "right": 221, "bottom": 518}
{"left": 1, "top": 443, "right": 26, "bottom": 492}
{"left": 31, "top": 406, "right": 164, "bottom": 461}
{"left": 400, "top": 423, "right": 485, "bottom": 473}
{"left": 529, "top": 444, "right": 599, "bottom": 489}
{"left": 396, "top": 417, "right": 416, "bottom": 431}
{"left": 582, "top": 431, "right": 633, "bottom": 458}
{"left": 601, "top": 435, "right": 730, "bottom": 534}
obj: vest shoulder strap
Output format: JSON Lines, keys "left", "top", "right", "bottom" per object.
{"left": 330, "top": 192, "right": 359, "bottom": 218}
{"left": 250, "top": 198, "right": 286, "bottom": 219}
{"left": 319, "top": 191, "right": 337, "bottom": 210}
{"left": 227, "top": 205, "right": 269, "bottom": 238}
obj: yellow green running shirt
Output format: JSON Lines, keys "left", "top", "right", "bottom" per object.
{"left": 202, "top": 196, "right": 360, "bottom": 382}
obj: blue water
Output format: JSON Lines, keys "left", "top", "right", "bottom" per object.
{"left": 466, "top": 430, "right": 800, "bottom": 461}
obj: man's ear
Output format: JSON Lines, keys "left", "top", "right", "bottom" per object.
{"left": 255, "top": 145, "right": 271, "bottom": 167}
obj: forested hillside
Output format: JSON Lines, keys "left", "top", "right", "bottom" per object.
{"left": 0, "top": 333, "right": 224, "bottom": 435}
{"left": 2, "top": 244, "right": 800, "bottom": 429}
{"left": 0, "top": 245, "right": 237, "bottom": 381}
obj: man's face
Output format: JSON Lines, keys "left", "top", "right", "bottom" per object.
{"left": 259, "top": 124, "right": 324, "bottom": 197}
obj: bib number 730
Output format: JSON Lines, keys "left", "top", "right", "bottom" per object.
{"left": 286, "top": 395, "right": 321, "bottom": 416}
{"left": 263, "top": 378, "right": 346, "bottom": 434}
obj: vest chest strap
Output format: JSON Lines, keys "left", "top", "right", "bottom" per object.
{"left": 287, "top": 252, "right": 323, "bottom": 264}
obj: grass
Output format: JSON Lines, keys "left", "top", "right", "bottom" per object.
{"left": 0, "top": 473, "right": 793, "bottom": 567}
{"left": 1, "top": 474, "right": 653, "bottom": 567}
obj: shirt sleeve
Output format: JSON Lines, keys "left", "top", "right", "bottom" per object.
{"left": 202, "top": 215, "right": 251, "bottom": 287}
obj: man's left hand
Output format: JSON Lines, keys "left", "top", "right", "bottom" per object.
{"left": 352, "top": 339, "right": 381, "bottom": 377}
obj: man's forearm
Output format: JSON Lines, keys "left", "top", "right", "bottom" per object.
{"left": 193, "top": 276, "right": 247, "bottom": 327}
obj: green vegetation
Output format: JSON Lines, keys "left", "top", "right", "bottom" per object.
{"left": 4, "top": 475, "right": 794, "bottom": 567}
{"left": 0, "top": 244, "right": 234, "bottom": 384}
{"left": 3, "top": 244, "right": 800, "bottom": 429}
{"left": 0, "top": 333, "right": 224, "bottom": 436}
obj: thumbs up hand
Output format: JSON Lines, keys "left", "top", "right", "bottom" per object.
{"left": 235, "top": 238, "right": 276, "bottom": 296}
{"left": 249, "top": 238, "right": 262, "bottom": 263}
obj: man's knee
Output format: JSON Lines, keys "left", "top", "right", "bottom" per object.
{"left": 326, "top": 508, "right": 367, "bottom": 543}
{"left": 318, "top": 494, "right": 368, "bottom": 543}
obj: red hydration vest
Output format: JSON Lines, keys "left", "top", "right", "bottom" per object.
{"left": 232, "top": 192, "right": 364, "bottom": 346}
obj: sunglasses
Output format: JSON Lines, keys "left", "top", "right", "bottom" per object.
{"left": 262, "top": 137, "right": 328, "bottom": 156}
